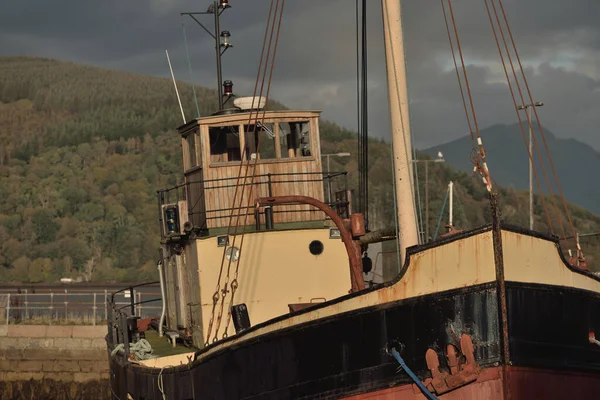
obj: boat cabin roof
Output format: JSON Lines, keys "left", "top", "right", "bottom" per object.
{"left": 177, "top": 109, "right": 323, "bottom": 134}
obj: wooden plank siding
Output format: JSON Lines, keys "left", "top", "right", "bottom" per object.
{"left": 184, "top": 167, "right": 206, "bottom": 230}
{"left": 177, "top": 111, "right": 327, "bottom": 230}
{"left": 201, "top": 160, "right": 324, "bottom": 228}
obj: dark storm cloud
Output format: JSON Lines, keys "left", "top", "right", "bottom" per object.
{"left": 1, "top": 0, "right": 599, "bottom": 150}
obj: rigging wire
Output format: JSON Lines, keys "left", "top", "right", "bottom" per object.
{"left": 206, "top": 0, "right": 286, "bottom": 341}
{"left": 481, "top": 0, "right": 555, "bottom": 233}
{"left": 356, "top": 0, "right": 361, "bottom": 201}
{"left": 444, "top": 0, "right": 492, "bottom": 192}
{"left": 356, "top": 0, "right": 369, "bottom": 228}
{"left": 441, "top": 0, "right": 578, "bottom": 253}
{"left": 433, "top": 187, "right": 450, "bottom": 241}
{"left": 440, "top": 0, "right": 474, "bottom": 149}
{"left": 204, "top": 0, "right": 278, "bottom": 344}
{"left": 495, "top": 0, "right": 578, "bottom": 244}
{"left": 221, "top": 0, "right": 286, "bottom": 338}
{"left": 412, "top": 146, "right": 425, "bottom": 244}
{"left": 452, "top": 183, "right": 470, "bottom": 230}
{"left": 181, "top": 17, "right": 201, "bottom": 118}
{"left": 361, "top": 0, "right": 369, "bottom": 229}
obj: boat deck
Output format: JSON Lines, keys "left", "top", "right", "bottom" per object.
{"left": 144, "top": 329, "right": 198, "bottom": 358}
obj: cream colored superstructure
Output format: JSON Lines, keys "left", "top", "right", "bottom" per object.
{"left": 189, "top": 228, "right": 600, "bottom": 361}
{"left": 502, "top": 230, "right": 600, "bottom": 292}
{"left": 156, "top": 226, "right": 600, "bottom": 369}
{"left": 188, "top": 228, "right": 352, "bottom": 343}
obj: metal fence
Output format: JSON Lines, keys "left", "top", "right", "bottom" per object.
{"left": 0, "top": 287, "right": 162, "bottom": 325}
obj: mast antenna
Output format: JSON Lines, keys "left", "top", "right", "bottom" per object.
{"left": 165, "top": 49, "right": 187, "bottom": 124}
{"left": 181, "top": 1, "right": 234, "bottom": 112}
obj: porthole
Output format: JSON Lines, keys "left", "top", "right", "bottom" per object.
{"left": 225, "top": 246, "right": 240, "bottom": 262}
{"left": 309, "top": 240, "right": 324, "bottom": 255}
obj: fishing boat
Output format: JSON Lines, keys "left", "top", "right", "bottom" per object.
{"left": 106, "top": 0, "right": 600, "bottom": 399}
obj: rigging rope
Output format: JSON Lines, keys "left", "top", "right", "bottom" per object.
{"left": 440, "top": 0, "right": 474, "bottom": 148}
{"left": 443, "top": 0, "right": 492, "bottom": 192}
{"left": 481, "top": 0, "right": 555, "bottom": 233}
{"left": 181, "top": 17, "right": 201, "bottom": 118}
{"left": 221, "top": 0, "right": 286, "bottom": 339}
{"left": 452, "top": 183, "right": 470, "bottom": 230}
{"left": 204, "top": 0, "right": 278, "bottom": 344}
{"left": 433, "top": 188, "right": 449, "bottom": 241}
{"left": 494, "top": 0, "right": 578, "bottom": 244}
{"left": 440, "top": 0, "right": 578, "bottom": 255}
{"left": 356, "top": 0, "right": 361, "bottom": 196}
{"left": 206, "top": 0, "right": 286, "bottom": 344}
{"left": 359, "top": 0, "right": 369, "bottom": 228}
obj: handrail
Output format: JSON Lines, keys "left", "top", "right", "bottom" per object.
{"left": 159, "top": 171, "right": 348, "bottom": 193}
{"left": 110, "top": 281, "right": 160, "bottom": 303}
{"left": 158, "top": 170, "right": 350, "bottom": 238}
{"left": 106, "top": 280, "right": 165, "bottom": 355}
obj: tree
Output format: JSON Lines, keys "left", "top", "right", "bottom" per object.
{"left": 31, "top": 209, "right": 60, "bottom": 244}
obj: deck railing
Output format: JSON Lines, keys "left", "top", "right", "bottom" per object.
{"left": 158, "top": 171, "right": 350, "bottom": 238}
{"left": 106, "top": 281, "right": 162, "bottom": 355}
{"left": 0, "top": 286, "right": 161, "bottom": 326}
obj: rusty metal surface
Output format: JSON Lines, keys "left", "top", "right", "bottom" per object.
{"left": 342, "top": 365, "right": 600, "bottom": 400}
{"left": 256, "top": 195, "right": 365, "bottom": 292}
{"left": 422, "top": 334, "right": 481, "bottom": 395}
{"left": 351, "top": 213, "right": 366, "bottom": 237}
{"left": 490, "top": 193, "right": 511, "bottom": 400}
{"left": 342, "top": 365, "right": 600, "bottom": 399}
{"left": 506, "top": 366, "right": 600, "bottom": 399}
{"left": 287, "top": 303, "right": 315, "bottom": 313}
{"left": 342, "top": 366, "right": 504, "bottom": 400}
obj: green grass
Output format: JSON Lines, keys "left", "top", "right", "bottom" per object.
{"left": 144, "top": 329, "right": 198, "bottom": 357}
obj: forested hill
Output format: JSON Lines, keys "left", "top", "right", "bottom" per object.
{"left": 0, "top": 56, "right": 598, "bottom": 283}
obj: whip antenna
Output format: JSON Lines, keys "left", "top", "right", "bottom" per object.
{"left": 165, "top": 49, "right": 186, "bottom": 124}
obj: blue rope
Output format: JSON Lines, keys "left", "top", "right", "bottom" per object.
{"left": 182, "top": 18, "right": 201, "bottom": 118}
{"left": 390, "top": 348, "right": 439, "bottom": 400}
{"left": 433, "top": 189, "right": 449, "bottom": 240}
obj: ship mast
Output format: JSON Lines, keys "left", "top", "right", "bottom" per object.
{"left": 381, "top": 0, "right": 418, "bottom": 265}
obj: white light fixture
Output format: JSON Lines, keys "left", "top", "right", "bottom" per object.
{"left": 220, "top": 31, "right": 232, "bottom": 48}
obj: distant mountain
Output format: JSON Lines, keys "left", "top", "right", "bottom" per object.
{"left": 423, "top": 123, "right": 600, "bottom": 214}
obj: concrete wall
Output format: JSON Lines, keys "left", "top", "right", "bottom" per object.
{"left": 0, "top": 325, "right": 110, "bottom": 400}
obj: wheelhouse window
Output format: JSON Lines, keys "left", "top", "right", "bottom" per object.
{"left": 209, "top": 125, "right": 241, "bottom": 163}
{"left": 244, "top": 123, "right": 276, "bottom": 161}
{"left": 279, "top": 121, "right": 311, "bottom": 158}
{"left": 206, "top": 119, "right": 313, "bottom": 165}
{"left": 184, "top": 130, "right": 199, "bottom": 170}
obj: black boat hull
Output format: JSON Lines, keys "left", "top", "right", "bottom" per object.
{"left": 109, "top": 280, "right": 600, "bottom": 399}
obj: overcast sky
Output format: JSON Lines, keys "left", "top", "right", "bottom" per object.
{"left": 1, "top": 0, "right": 599, "bottom": 151}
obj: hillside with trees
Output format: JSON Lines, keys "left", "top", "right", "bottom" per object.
{"left": 0, "top": 56, "right": 598, "bottom": 283}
